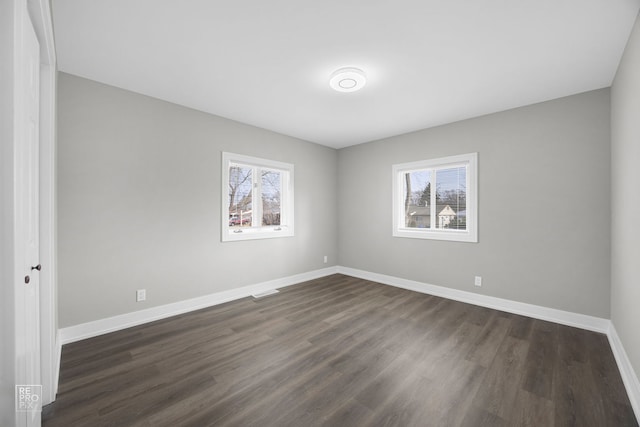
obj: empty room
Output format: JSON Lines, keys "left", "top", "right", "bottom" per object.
{"left": 2, "top": 0, "right": 640, "bottom": 426}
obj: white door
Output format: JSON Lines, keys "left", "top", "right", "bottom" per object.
{"left": 15, "top": 2, "right": 42, "bottom": 426}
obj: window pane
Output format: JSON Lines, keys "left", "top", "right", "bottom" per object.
{"left": 435, "top": 166, "right": 466, "bottom": 230}
{"left": 261, "top": 170, "right": 281, "bottom": 226}
{"left": 403, "top": 170, "right": 431, "bottom": 228}
{"left": 229, "top": 166, "right": 253, "bottom": 227}
{"left": 223, "top": 152, "right": 295, "bottom": 241}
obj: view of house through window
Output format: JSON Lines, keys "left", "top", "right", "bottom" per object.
{"left": 393, "top": 153, "right": 477, "bottom": 242}
{"left": 223, "top": 152, "right": 293, "bottom": 241}
{"left": 403, "top": 166, "right": 467, "bottom": 230}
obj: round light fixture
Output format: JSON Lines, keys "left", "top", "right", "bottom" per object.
{"left": 329, "top": 67, "right": 366, "bottom": 92}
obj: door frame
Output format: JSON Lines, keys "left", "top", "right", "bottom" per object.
{"left": 27, "top": 0, "right": 58, "bottom": 405}
{"left": 3, "top": 0, "right": 56, "bottom": 421}
{"left": 9, "top": 0, "right": 58, "bottom": 411}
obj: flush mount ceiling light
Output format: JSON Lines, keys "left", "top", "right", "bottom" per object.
{"left": 329, "top": 67, "right": 366, "bottom": 92}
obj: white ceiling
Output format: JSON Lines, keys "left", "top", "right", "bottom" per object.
{"left": 52, "top": 0, "right": 640, "bottom": 149}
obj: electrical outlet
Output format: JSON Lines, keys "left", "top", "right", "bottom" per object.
{"left": 323, "top": 255, "right": 328, "bottom": 264}
{"left": 136, "top": 289, "right": 146, "bottom": 302}
{"left": 474, "top": 276, "right": 482, "bottom": 287}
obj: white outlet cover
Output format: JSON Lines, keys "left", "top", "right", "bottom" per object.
{"left": 474, "top": 276, "right": 482, "bottom": 287}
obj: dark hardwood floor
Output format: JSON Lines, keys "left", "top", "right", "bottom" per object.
{"left": 43, "top": 274, "right": 638, "bottom": 426}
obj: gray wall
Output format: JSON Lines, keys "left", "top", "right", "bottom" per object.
{"left": 58, "top": 72, "right": 614, "bottom": 328}
{"left": 57, "top": 73, "right": 338, "bottom": 328}
{"left": 338, "top": 89, "right": 611, "bottom": 318}
{"left": 0, "top": 0, "right": 17, "bottom": 424}
{"left": 611, "top": 12, "right": 640, "bottom": 388}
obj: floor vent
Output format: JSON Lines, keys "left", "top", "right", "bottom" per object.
{"left": 251, "top": 289, "right": 280, "bottom": 299}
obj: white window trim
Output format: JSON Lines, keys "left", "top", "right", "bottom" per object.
{"left": 392, "top": 152, "right": 478, "bottom": 243}
{"left": 222, "top": 152, "right": 294, "bottom": 242}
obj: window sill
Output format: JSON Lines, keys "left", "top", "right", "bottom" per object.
{"left": 222, "top": 226, "right": 294, "bottom": 242}
{"left": 393, "top": 228, "right": 477, "bottom": 243}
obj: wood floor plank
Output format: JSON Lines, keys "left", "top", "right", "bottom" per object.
{"left": 470, "top": 335, "right": 530, "bottom": 420}
{"left": 412, "top": 320, "right": 483, "bottom": 380}
{"left": 320, "top": 398, "right": 375, "bottom": 427}
{"left": 509, "top": 389, "right": 555, "bottom": 427}
{"left": 354, "top": 352, "right": 424, "bottom": 411}
{"left": 464, "top": 311, "right": 511, "bottom": 368}
{"left": 521, "top": 319, "right": 559, "bottom": 399}
{"left": 43, "top": 274, "right": 638, "bottom": 427}
{"left": 460, "top": 406, "right": 509, "bottom": 427}
{"left": 587, "top": 332, "right": 635, "bottom": 408}
{"left": 507, "top": 313, "right": 535, "bottom": 340}
{"left": 554, "top": 327, "right": 613, "bottom": 427}
{"left": 369, "top": 373, "right": 436, "bottom": 427}
{"left": 420, "top": 359, "right": 487, "bottom": 426}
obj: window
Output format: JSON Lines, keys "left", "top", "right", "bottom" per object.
{"left": 392, "top": 153, "right": 477, "bottom": 242}
{"left": 222, "top": 152, "right": 294, "bottom": 241}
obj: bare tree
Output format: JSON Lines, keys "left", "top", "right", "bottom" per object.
{"left": 404, "top": 173, "right": 412, "bottom": 226}
{"left": 419, "top": 182, "right": 431, "bottom": 207}
{"left": 261, "top": 170, "right": 281, "bottom": 225}
{"left": 229, "top": 166, "right": 252, "bottom": 211}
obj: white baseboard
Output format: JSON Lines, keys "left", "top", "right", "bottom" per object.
{"left": 60, "top": 265, "right": 610, "bottom": 344}
{"left": 607, "top": 323, "right": 640, "bottom": 420}
{"left": 59, "top": 266, "right": 339, "bottom": 344}
{"left": 336, "top": 266, "right": 610, "bottom": 333}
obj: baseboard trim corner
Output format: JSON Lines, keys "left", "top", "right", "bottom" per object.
{"left": 59, "top": 266, "right": 339, "bottom": 345}
{"left": 336, "top": 266, "right": 610, "bottom": 334}
{"left": 607, "top": 323, "right": 640, "bottom": 420}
